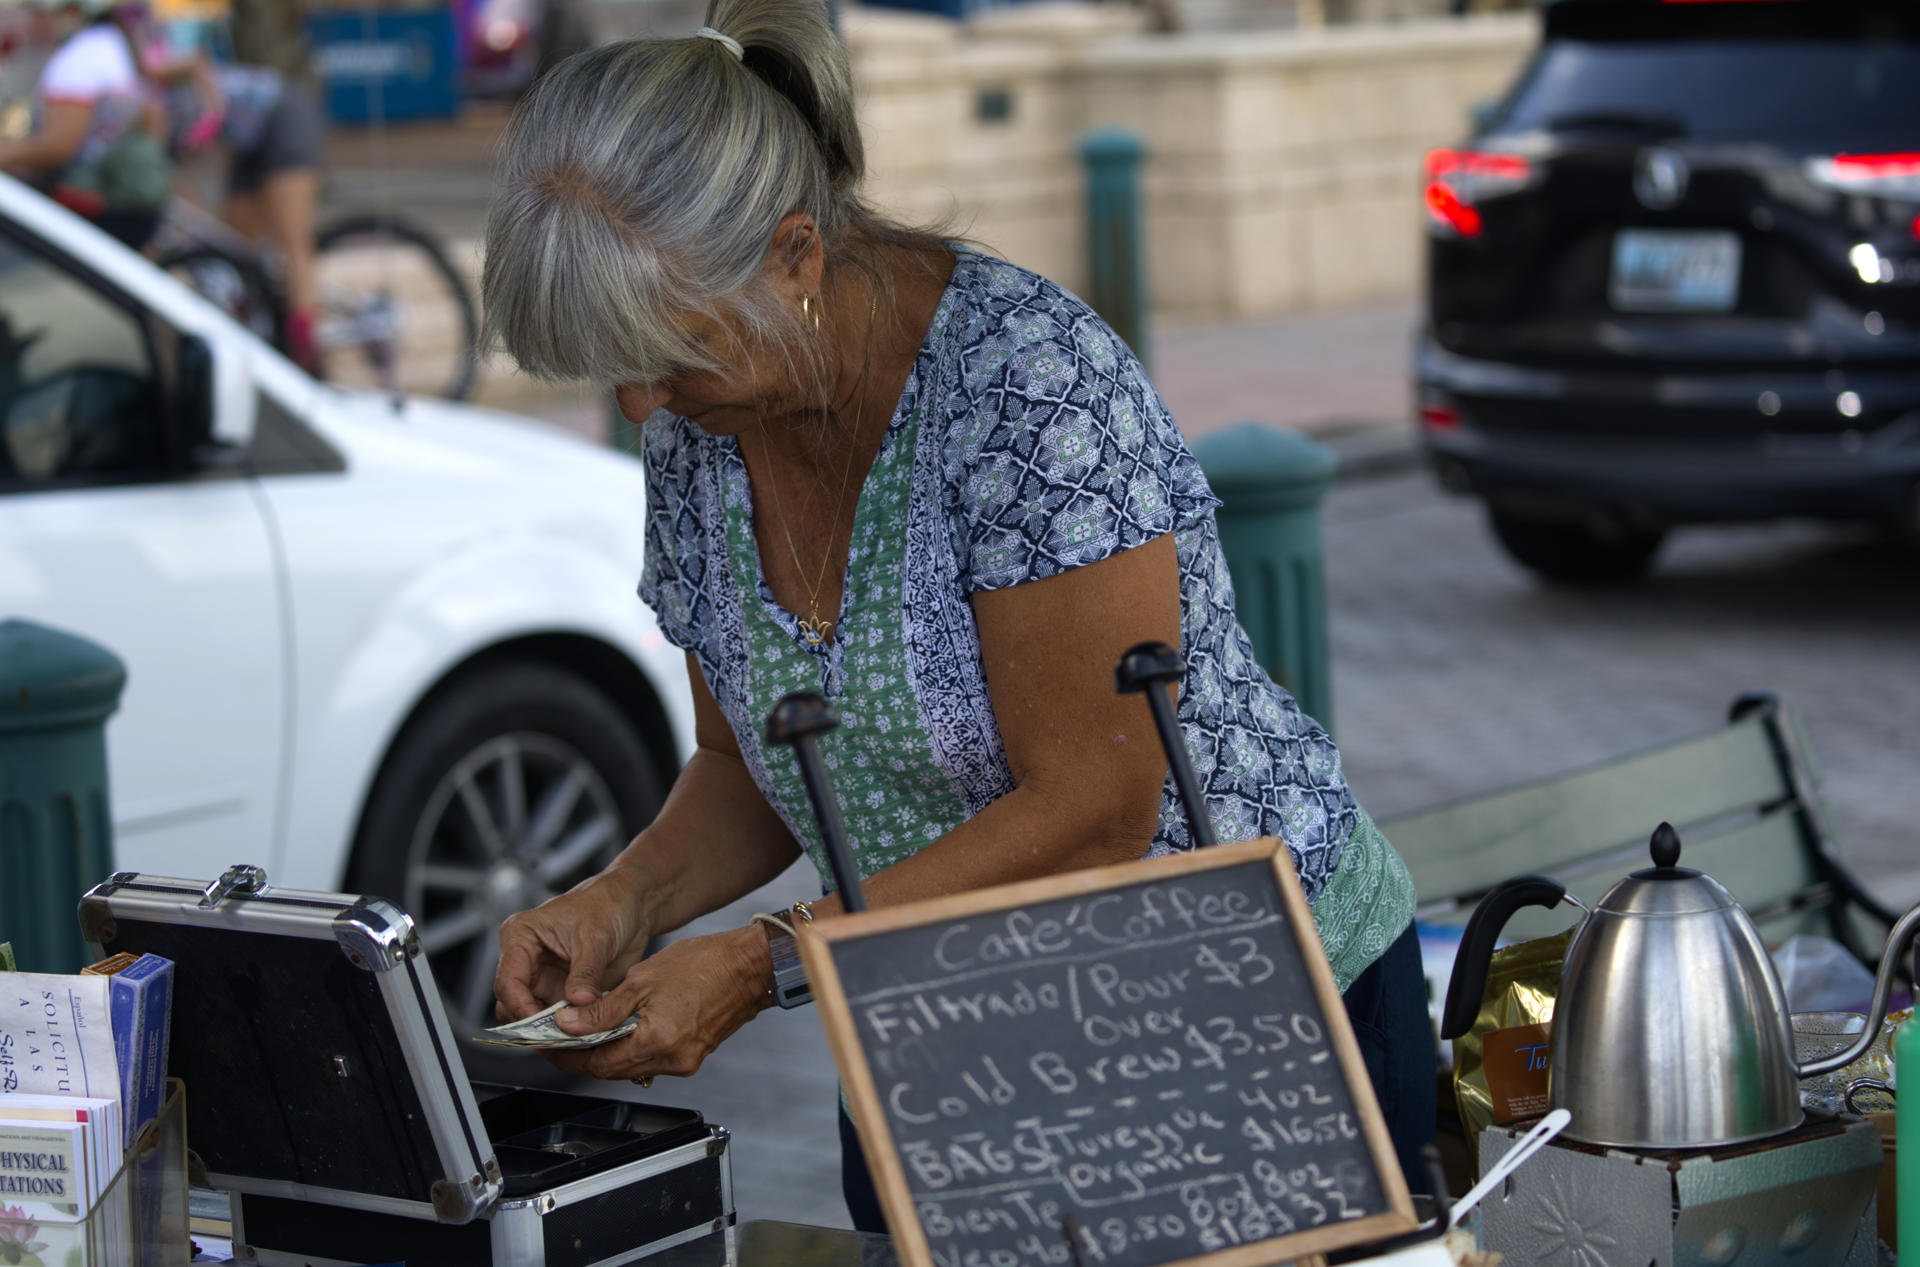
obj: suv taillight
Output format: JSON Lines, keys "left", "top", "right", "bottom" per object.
{"left": 1806, "top": 154, "right": 1920, "bottom": 240}
{"left": 1424, "top": 149, "right": 1534, "bottom": 239}
{"left": 1808, "top": 153, "right": 1920, "bottom": 192}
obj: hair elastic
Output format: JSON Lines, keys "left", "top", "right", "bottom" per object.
{"left": 694, "top": 26, "right": 744, "bottom": 61}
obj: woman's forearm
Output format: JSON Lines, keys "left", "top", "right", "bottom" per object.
{"left": 0, "top": 101, "right": 91, "bottom": 177}
{"left": 805, "top": 778, "right": 1156, "bottom": 923}
{"left": 605, "top": 744, "right": 805, "bottom": 936}
{"left": 0, "top": 134, "right": 65, "bottom": 176}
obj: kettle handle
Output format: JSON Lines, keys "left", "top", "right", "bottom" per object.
{"left": 1439, "top": 876, "right": 1569, "bottom": 1040}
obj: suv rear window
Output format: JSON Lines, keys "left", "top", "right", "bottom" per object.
{"left": 1492, "top": 3, "right": 1920, "bottom": 154}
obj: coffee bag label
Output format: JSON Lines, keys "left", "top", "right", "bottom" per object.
{"left": 1483, "top": 1022, "right": 1552, "bottom": 1124}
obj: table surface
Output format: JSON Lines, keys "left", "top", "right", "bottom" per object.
{"left": 188, "top": 1218, "right": 895, "bottom": 1265}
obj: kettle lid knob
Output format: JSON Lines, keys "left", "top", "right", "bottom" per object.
{"left": 1650, "top": 822, "right": 1682, "bottom": 869}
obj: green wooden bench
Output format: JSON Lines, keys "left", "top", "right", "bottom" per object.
{"left": 1378, "top": 691, "right": 1903, "bottom": 969}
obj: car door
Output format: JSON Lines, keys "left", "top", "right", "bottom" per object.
{"left": 0, "top": 219, "right": 285, "bottom": 878}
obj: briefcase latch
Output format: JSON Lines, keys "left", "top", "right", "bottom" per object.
{"left": 200, "top": 864, "right": 271, "bottom": 909}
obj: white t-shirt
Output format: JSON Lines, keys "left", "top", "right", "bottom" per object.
{"left": 38, "top": 24, "right": 140, "bottom": 104}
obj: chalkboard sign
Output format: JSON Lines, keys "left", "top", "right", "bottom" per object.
{"left": 800, "top": 838, "right": 1416, "bottom": 1267}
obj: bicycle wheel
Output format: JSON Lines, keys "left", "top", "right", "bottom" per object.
{"left": 157, "top": 244, "right": 286, "bottom": 349}
{"left": 315, "top": 214, "right": 480, "bottom": 401}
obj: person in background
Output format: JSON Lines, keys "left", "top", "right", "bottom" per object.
{"left": 131, "top": 6, "right": 325, "bottom": 371}
{"left": 0, "top": 0, "right": 169, "bottom": 247}
{"left": 484, "top": 0, "right": 1434, "bottom": 1232}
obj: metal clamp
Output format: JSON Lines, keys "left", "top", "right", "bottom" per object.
{"left": 1844, "top": 1077, "right": 1894, "bottom": 1115}
{"left": 199, "top": 864, "right": 271, "bottom": 909}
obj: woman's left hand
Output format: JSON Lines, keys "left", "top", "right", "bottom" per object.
{"left": 537, "top": 925, "right": 771, "bottom": 1083}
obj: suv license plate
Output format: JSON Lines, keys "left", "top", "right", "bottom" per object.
{"left": 1610, "top": 229, "right": 1742, "bottom": 313}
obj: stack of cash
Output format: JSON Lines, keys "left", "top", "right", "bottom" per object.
{"left": 475, "top": 1001, "right": 639, "bottom": 1050}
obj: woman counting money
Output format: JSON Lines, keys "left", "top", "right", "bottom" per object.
{"left": 484, "top": 0, "right": 1431, "bottom": 1229}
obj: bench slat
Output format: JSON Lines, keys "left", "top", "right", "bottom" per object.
{"left": 1383, "top": 714, "right": 1790, "bottom": 906}
{"left": 1470, "top": 808, "right": 1824, "bottom": 943}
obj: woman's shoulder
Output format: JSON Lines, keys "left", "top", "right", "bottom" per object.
{"left": 929, "top": 251, "right": 1217, "bottom": 593}
{"left": 941, "top": 248, "right": 1131, "bottom": 388}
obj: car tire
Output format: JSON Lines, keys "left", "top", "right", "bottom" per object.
{"left": 1488, "top": 509, "right": 1666, "bottom": 585}
{"left": 347, "top": 657, "right": 666, "bottom": 1085}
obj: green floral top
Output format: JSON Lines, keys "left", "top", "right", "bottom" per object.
{"left": 640, "top": 250, "right": 1415, "bottom": 991}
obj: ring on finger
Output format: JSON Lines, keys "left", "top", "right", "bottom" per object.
{"left": 631, "top": 1075, "right": 654, "bottom": 1089}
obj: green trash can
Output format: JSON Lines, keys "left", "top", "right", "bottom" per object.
{"left": 0, "top": 620, "right": 127, "bottom": 973}
{"left": 1191, "top": 423, "right": 1339, "bottom": 733}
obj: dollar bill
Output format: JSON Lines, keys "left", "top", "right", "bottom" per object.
{"left": 473, "top": 1000, "right": 640, "bottom": 1050}
{"left": 0, "top": 942, "right": 13, "bottom": 971}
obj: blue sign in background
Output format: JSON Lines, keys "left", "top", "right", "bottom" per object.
{"left": 306, "top": 8, "right": 460, "bottom": 124}
{"left": 859, "top": 0, "right": 1045, "bottom": 21}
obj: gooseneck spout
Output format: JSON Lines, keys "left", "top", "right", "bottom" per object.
{"left": 1796, "top": 902, "right": 1920, "bottom": 1080}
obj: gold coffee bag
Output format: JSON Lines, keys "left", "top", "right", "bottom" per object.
{"left": 1451, "top": 929, "right": 1571, "bottom": 1170}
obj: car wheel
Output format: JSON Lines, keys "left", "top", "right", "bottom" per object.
{"left": 1488, "top": 509, "right": 1666, "bottom": 585}
{"left": 348, "top": 657, "right": 665, "bottom": 1085}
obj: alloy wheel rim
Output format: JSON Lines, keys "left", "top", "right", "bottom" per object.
{"left": 405, "top": 732, "right": 624, "bottom": 1035}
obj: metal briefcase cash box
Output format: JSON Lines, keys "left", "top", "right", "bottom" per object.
{"left": 77, "top": 866, "right": 734, "bottom": 1267}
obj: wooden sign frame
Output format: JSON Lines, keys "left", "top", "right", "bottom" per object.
{"left": 798, "top": 837, "right": 1418, "bottom": 1267}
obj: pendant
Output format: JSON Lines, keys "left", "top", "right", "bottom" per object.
{"left": 798, "top": 617, "right": 832, "bottom": 646}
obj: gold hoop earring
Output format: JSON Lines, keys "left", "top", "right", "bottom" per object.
{"left": 802, "top": 294, "right": 821, "bottom": 336}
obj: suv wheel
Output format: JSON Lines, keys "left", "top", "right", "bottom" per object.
{"left": 349, "top": 658, "right": 665, "bottom": 1084}
{"left": 1488, "top": 509, "right": 1666, "bottom": 585}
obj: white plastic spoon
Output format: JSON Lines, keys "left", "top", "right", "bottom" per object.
{"left": 1446, "top": 1107, "right": 1573, "bottom": 1230}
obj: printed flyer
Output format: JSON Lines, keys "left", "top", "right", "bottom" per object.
{"left": 0, "top": 974, "right": 116, "bottom": 1102}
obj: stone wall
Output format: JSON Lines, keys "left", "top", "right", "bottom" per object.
{"left": 845, "top": 4, "right": 1536, "bottom": 318}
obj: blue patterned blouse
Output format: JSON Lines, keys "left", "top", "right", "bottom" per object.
{"left": 639, "top": 249, "right": 1412, "bottom": 982}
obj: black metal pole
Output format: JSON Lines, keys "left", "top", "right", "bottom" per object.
{"left": 1423, "top": 1144, "right": 1453, "bottom": 1221}
{"left": 1061, "top": 1218, "right": 1088, "bottom": 1267}
{"left": 765, "top": 692, "right": 868, "bottom": 912}
{"left": 1114, "top": 641, "right": 1216, "bottom": 849}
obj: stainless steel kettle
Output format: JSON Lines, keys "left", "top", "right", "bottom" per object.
{"left": 1441, "top": 823, "right": 1920, "bottom": 1150}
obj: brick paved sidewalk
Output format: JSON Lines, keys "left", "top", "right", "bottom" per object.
{"left": 1153, "top": 300, "right": 1419, "bottom": 446}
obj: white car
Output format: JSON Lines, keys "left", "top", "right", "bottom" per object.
{"left": 0, "top": 175, "right": 693, "bottom": 1067}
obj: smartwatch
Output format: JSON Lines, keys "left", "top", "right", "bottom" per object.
{"left": 762, "top": 901, "right": 814, "bottom": 1009}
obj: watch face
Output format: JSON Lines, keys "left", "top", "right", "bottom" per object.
{"left": 768, "top": 928, "right": 813, "bottom": 1008}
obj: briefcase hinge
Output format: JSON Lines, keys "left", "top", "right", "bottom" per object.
{"left": 707, "top": 1126, "right": 731, "bottom": 1158}
{"left": 432, "top": 1178, "right": 483, "bottom": 1223}
{"left": 200, "top": 864, "right": 271, "bottom": 908}
{"left": 332, "top": 897, "right": 422, "bottom": 973}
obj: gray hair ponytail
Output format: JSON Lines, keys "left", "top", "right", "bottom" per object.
{"left": 481, "top": 0, "right": 935, "bottom": 389}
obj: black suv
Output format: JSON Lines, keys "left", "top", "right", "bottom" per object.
{"left": 1417, "top": 0, "right": 1920, "bottom": 581}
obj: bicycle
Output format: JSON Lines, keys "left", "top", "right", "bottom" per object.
{"left": 153, "top": 194, "right": 481, "bottom": 401}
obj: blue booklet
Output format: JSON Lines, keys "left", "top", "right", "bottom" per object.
{"left": 89, "top": 955, "right": 174, "bottom": 1148}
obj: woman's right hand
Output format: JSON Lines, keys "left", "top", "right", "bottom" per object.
{"left": 493, "top": 865, "right": 654, "bottom": 1021}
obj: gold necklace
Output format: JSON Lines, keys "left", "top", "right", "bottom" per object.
{"left": 759, "top": 281, "right": 881, "bottom": 647}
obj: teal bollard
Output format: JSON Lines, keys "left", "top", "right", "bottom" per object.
{"left": 1191, "top": 424, "right": 1339, "bottom": 734}
{"left": 1080, "top": 126, "right": 1151, "bottom": 373}
{"left": 0, "top": 620, "right": 126, "bottom": 973}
